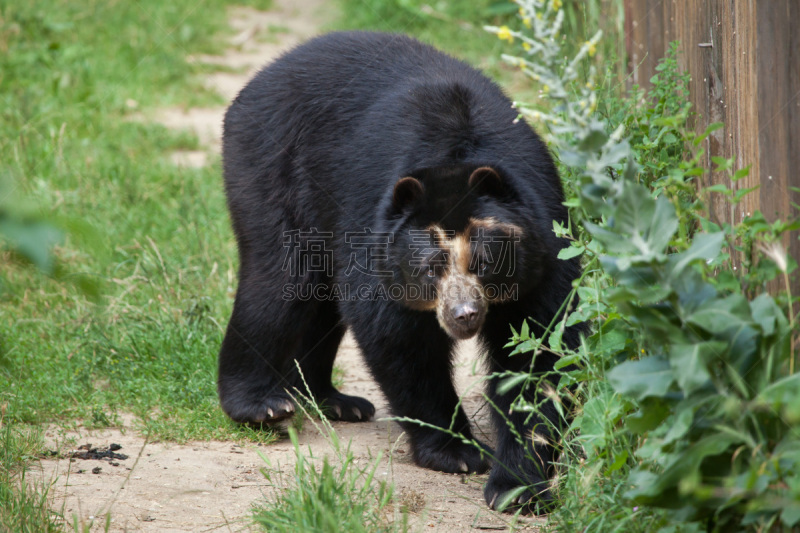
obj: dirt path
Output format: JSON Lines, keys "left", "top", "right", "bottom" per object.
{"left": 31, "top": 2, "right": 542, "bottom": 531}
{"left": 36, "top": 337, "right": 537, "bottom": 531}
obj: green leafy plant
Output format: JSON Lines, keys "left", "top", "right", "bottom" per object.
{"left": 488, "top": 1, "right": 799, "bottom": 531}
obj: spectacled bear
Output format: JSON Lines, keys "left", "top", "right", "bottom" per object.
{"left": 218, "top": 31, "right": 584, "bottom": 514}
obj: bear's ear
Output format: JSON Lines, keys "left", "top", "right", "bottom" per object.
{"left": 392, "top": 176, "right": 425, "bottom": 213}
{"left": 468, "top": 166, "right": 509, "bottom": 198}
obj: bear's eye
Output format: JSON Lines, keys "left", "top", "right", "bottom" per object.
{"left": 477, "top": 257, "right": 489, "bottom": 276}
{"left": 427, "top": 266, "right": 436, "bottom": 278}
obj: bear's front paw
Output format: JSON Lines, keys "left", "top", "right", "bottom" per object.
{"left": 413, "top": 438, "right": 492, "bottom": 474}
{"left": 223, "top": 394, "right": 296, "bottom": 425}
{"left": 484, "top": 470, "right": 555, "bottom": 515}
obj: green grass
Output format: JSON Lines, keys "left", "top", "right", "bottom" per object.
{"left": 332, "top": 0, "right": 625, "bottom": 100}
{"left": 1, "top": 0, "right": 278, "bottom": 525}
{"left": 0, "top": 0, "right": 278, "bottom": 443}
{"left": 253, "top": 400, "right": 402, "bottom": 533}
{"left": 0, "top": 422, "right": 59, "bottom": 531}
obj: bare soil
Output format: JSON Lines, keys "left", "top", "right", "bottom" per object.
{"left": 31, "top": 2, "right": 543, "bottom": 531}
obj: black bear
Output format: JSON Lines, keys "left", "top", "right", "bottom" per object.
{"left": 218, "top": 32, "right": 583, "bottom": 513}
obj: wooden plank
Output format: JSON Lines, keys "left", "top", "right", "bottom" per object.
{"left": 624, "top": 0, "right": 799, "bottom": 292}
{"left": 790, "top": 1, "right": 800, "bottom": 277}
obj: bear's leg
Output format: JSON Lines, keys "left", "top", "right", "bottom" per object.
{"left": 480, "top": 307, "right": 565, "bottom": 515}
{"left": 219, "top": 276, "right": 375, "bottom": 425}
{"left": 296, "top": 300, "right": 375, "bottom": 422}
{"left": 348, "top": 300, "right": 491, "bottom": 474}
{"left": 217, "top": 278, "right": 306, "bottom": 424}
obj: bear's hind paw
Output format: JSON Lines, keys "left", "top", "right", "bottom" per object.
{"left": 484, "top": 473, "right": 555, "bottom": 515}
{"left": 320, "top": 392, "right": 375, "bottom": 422}
{"left": 415, "top": 439, "right": 492, "bottom": 475}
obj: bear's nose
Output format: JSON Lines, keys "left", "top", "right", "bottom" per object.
{"left": 453, "top": 303, "right": 480, "bottom": 328}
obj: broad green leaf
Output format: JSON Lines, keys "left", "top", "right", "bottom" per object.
{"left": 648, "top": 194, "right": 680, "bottom": 253}
{"left": 781, "top": 503, "right": 800, "bottom": 527}
{"left": 554, "top": 353, "right": 580, "bottom": 370}
{"left": 627, "top": 433, "right": 741, "bottom": 502}
{"left": 565, "top": 305, "right": 596, "bottom": 326}
{"left": 605, "top": 450, "right": 629, "bottom": 475}
{"left": 692, "top": 122, "right": 724, "bottom": 146}
{"left": 704, "top": 184, "right": 731, "bottom": 195}
{"left": 576, "top": 396, "right": 609, "bottom": 458}
{"left": 0, "top": 218, "right": 63, "bottom": 274}
{"left": 520, "top": 320, "right": 530, "bottom": 339}
{"left": 607, "top": 355, "right": 674, "bottom": 400}
{"left": 626, "top": 399, "right": 670, "bottom": 434}
{"left": 669, "top": 232, "right": 725, "bottom": 279}
{"left": 578, "top": 126, "right": 609, "bottom": 151}
{"left": 548, "top": 322, "right": 564, "bottom": 351}
{"left": 557, "top": 244, "right": 584, "bottom": 260}
{"left": 686, "top": 293, "right": 752, "bottom": 334}
{"left": 757, "top": 373, "right": 800, "bottom": 405}
{"left": 669, "top": 341, "right": 726, "bottom": 395}
{"left": 749, "top": 293, "right": 781, "bottom": 336}
{"left": 586, "top": 323, "right": 629, "bottom": 357}
{"left": 732, "top": 165, "right": 751, "bottom": 181}
{"left": 661, "top": 405, "right": 695, "bottom": 445}
{"left": 733, "top": 185, "right": 760, "bottom": 203}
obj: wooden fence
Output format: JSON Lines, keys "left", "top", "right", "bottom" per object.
{"left": 623, "top": 0, "right": 799, "bottom": 291}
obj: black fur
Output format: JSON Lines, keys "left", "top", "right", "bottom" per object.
{"left": 218, "top": 31, "right": 584, "bottom": 514}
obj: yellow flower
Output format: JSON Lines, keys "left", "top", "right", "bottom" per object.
{"left": 523, "top": 17, "right": 531, "bottom": 28}
{"left": 497, "top": 25, "right": 513, "bottom": 43}
{"left": 586, "top": 41, "right": 597, "bottom": 57}
{"left": 522, "top": 42, "right": 531, "bottom": 51}
{"left": 552, "top": 0, "right": 562, "bottom": 11}
{"left": 536, "top": 12, "right": 543, "bottom": 20}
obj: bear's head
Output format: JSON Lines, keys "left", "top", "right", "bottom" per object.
{"left": 383, "top": 165, "right": 545, "bottom": 340}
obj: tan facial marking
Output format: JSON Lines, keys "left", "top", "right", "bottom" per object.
{"left": 452, "top": 232, "right": 472, "bottom": 276}
{"left": 466, "top": 217, "right": 524, "bottom": 239}
{"left": 426, "top": 223, "right": 487, "bottom": 339}
{"left": 427, "top": 224, "right": 450, "bottom": 247}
